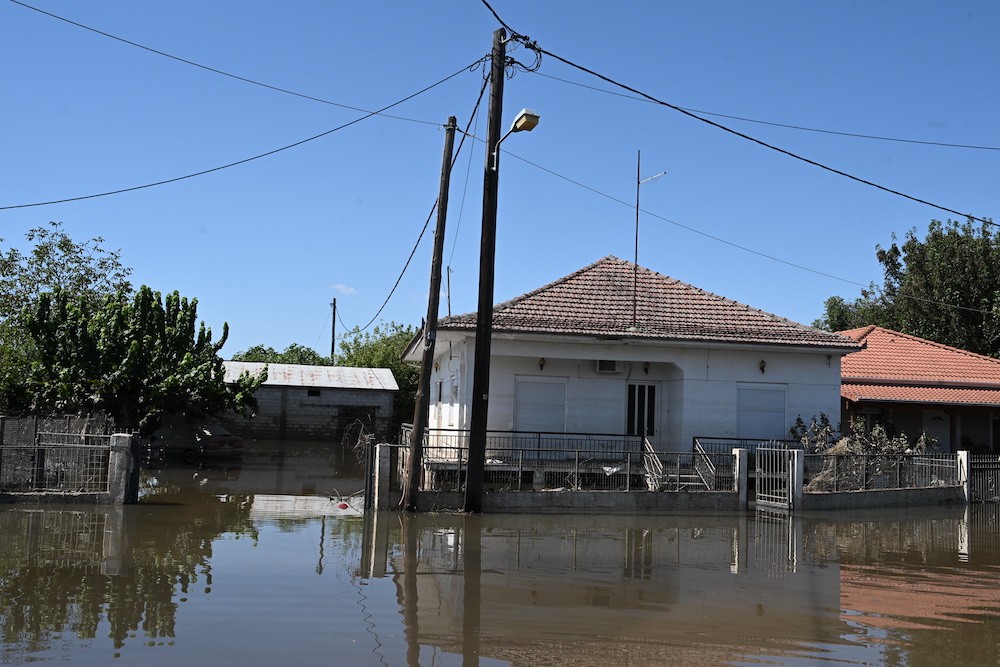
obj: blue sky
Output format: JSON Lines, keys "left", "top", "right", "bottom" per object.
{"left": 3, "top": 1, "right": 997, "bottom": 357}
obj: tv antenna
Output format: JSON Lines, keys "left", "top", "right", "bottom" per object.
{"left": 633, "top": 149, "right": 667, "bottom": 328}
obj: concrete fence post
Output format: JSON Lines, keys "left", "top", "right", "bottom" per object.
{"left": 732, "top": 448, "right": 748, "bottom": 511}
{"left": 373, "top": 443, "right": 393, "bottom": 511}
{"left": 790, "top": 449, "right": 804, "bottom": 510}
{"left": 108, "top": 434, "right": 140, "bottom": 504}
{"left": 958, "top": 450, "right": 971, "bottom": 504}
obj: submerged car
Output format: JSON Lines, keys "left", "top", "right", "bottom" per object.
{"left": 148, "top": 421, "right": 244, "bottom": 464}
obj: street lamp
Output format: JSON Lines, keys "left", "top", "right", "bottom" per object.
{"left": 465, "top": 94, "right": 541, "bottom": 513}
{"left": 491, "top": 108, "right": 540, "bottom": 170}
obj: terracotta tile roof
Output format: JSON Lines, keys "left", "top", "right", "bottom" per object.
{"left": 841, "top": 382, "right": 1000, "bottom": 406}
{"left": 440, "top": 256, "right": 858, "bottom": 349}
{"left": 836, "top": 326, "right": 1000, "bottom": 406}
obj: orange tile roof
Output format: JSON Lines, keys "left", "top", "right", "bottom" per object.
{"left": 841, "top": 382, "right": 1000, "bottom": 406}
{"left": 440, "top": 256, "right": 858, "bottom": 349}
{"left": 837, "top": 326, "right": 1000, "bottom": 406}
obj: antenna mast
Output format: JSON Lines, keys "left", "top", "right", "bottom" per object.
{"left": 633, "top": 151, "right": 667, "bottom": 329}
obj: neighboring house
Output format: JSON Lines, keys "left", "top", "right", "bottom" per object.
{"left": 222, "top": 362, "right": 398, "bottom": 442}
{"left": 838, "top": 325, "right": 1000, "bottom": 453}
{"left": 404, "top": 256, "right": 858, "bottom": 453}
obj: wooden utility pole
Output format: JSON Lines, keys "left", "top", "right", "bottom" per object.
{"left": 465, "top": 28, "right": 507, "bottom": 513}
{"left": 401, "top": 116, "right": 457, "bottom": 511}
{"left": 330, "top": 298, "right": 337, "bottom": 362}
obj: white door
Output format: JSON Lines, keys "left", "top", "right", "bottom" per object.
{"left": 737, "top": 385, "right": 787, "bottom": 441}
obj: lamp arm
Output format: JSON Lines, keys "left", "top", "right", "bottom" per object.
{"left": 491, "top": 128, "right": 516, "bottom": 171}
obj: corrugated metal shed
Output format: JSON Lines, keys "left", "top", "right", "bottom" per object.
{"left": 223, "top": 361, "right": 398, "bottom": 391}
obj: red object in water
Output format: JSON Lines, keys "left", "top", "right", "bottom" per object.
{"left": 337, "top": 502, "right": 349, "bottom": 510}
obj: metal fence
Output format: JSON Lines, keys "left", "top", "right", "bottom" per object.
{"left": 803, "top": 453, "right": 959, "bottom": 493}
{"left": 756, "top": 447, "right": 795, "bottom": 509}
{"left": 400, "top": 425, "right": 645, "bottom": 462}
{"left": 399, "top": 444, "right": 735, "bottom": 493}
{"left": 970, "top": 455, "right": 1000, "bottom": 502}
{"left": 0, "top": 431, "right": 113, "bottom": 494}
{"left": 694, "top": 437, "right": 803, "bottom": 457}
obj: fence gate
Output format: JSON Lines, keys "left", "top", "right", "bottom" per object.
{"left": 756, "top": 446, "right": 794, "bottom": 510}
{"left": 970, "top": 455, "right": 1000, "bottom": 502}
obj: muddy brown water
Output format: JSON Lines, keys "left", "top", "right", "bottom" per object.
{"left": 2, "top": 441, "right": 999, "bottom": 666}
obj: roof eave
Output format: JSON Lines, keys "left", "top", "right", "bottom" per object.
{"left": 437, "top": 325, "right": 858, "bottom": 354}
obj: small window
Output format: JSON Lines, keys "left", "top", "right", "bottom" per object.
{"left": 307, "top": 388, "right": 321, "bottom": 398}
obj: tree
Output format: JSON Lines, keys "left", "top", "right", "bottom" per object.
{"left": 815, "top": 218, "right": 1000, "bottom": 356}
{"left": 232, "top": 343, "right": 332, "bottom": 366}
{"left": 23, "top": 286, "right": 263, "bottom": 432}
{"left": 338, "top": 322, "right": 418, "bottom": 434}
{"left": 0, "top": 222, "right": 133, "bottom": 411}
{"left": 0, "top": 221, "right": 132, "bottom": 318}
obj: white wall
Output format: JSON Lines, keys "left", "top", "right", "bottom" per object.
{"left": 425, "top": 334, "right": 843, "bottom": 452}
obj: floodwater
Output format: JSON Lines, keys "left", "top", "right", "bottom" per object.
{"left": 2, "top": 443, "right": 1000, "bottom": 666}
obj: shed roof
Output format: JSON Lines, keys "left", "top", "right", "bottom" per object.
{"left": 439, "top": 256, "right": 858, "bottom": 350}
{"left": 223, "top": 361, "right": 398, "bottom": 391}
{"left": 837, "top": 326, "right": 1000, "bottom": 406}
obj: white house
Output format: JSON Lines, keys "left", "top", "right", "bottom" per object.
{"left": 404, "top": 257, "right": 858, "bottom": 453}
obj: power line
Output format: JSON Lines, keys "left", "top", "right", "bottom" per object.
{"left": 10, "top": 0, "right": 444, "bottom": 127}
{"left": 479, "top": 0, "right": 995, "bottom": 228}
{"left": 347, "top": 84, "right": 488, "bottom": 334}
{"left": 531, "top": 71, "right": 1000, "bottom": 153}
{"left": 486, "top": 139, "right": 995, "bottom": 317}
{"left": 0, "top": 61, "right": 482, "bottom": 210}
{"left": 448, "top": 76, "right": 489, "bottom": 266}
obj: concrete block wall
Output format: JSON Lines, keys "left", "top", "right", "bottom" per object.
{"left": 227, "top": 385, "right": 395, "bottom": 442}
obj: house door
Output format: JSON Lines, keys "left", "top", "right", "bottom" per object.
{"left": 737, "top": 385, "right": 787, "bottom": 441}
{"left": 627, "top": 383, "right": 659, "bottom": 447}
{"left": 923, "top": 409, "right": 951, "bottom": 451}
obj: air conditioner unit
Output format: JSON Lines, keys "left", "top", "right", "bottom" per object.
{"left": 595, "top": 359, "right": 619, "bottom": 374}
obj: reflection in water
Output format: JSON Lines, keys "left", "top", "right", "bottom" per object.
{"left": 390, "top": 514, "right": 848, "bottom": 666}
{"left": 3, "top": 442, "right": 1000, "bottom": 666}
{"left": 384, "top": 507, "right": 1000, "bottom": 666}
{"left": 0, "top": 494, "right": 255, "bottom": 658}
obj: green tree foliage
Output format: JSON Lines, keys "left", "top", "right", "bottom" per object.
{"left": 0, "top": 221, "right": 132, "bottom": 318}
{"left": 23, "top": 286, "right": 263, "bottom": 431}
{"left": 0, "top": 223, "right": 133, "bottom": 411}
{"left": 231, "top": 343, "right": 332, "bottom": 366}
{"left": 815, "top": 219, "right": 1000, "bottom": 356}
{"left": 338, "top": 322, "right": 418, "bottom": 433}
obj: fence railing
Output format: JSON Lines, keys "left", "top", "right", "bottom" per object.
{"left": 0, "top": 432, "right": 113, "bottom": 494}
{"left": 398, "top": 443, "right": 736, "bottom": 493}
{"left": 401, "top": 424, "right": 647, "bottom": 462}
{"left": 803, "top": 453, "right": 960, "bottom": 493}
{"left": 694, "top": 437, "right": 803, "bottom": 456}
{"left": 969, "top": 455, "right": 1000, "bottom": 502}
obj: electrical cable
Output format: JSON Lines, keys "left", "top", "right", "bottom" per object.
{"left": 0, "top": 60, "right": 484, "bottom": 210}
{"left": 346, "top": 77, "right": 491, "bottom": 334}
{"left": 337, "top": 308, "right": 351, "bottom": 337}
{"left": 531, "top": 71, "right": 1000, "bottom": 152}
{"left": 9, "top": 0, "right": 443, "bottom": 126}
{"left": 479, "top": 0, "right": 995, "bottom": 227}
{"left": 489, "top": 139, "right": 996, "bottom": 316}
{"left": 448, "top": 76, "right": 489, "bottom": 266}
